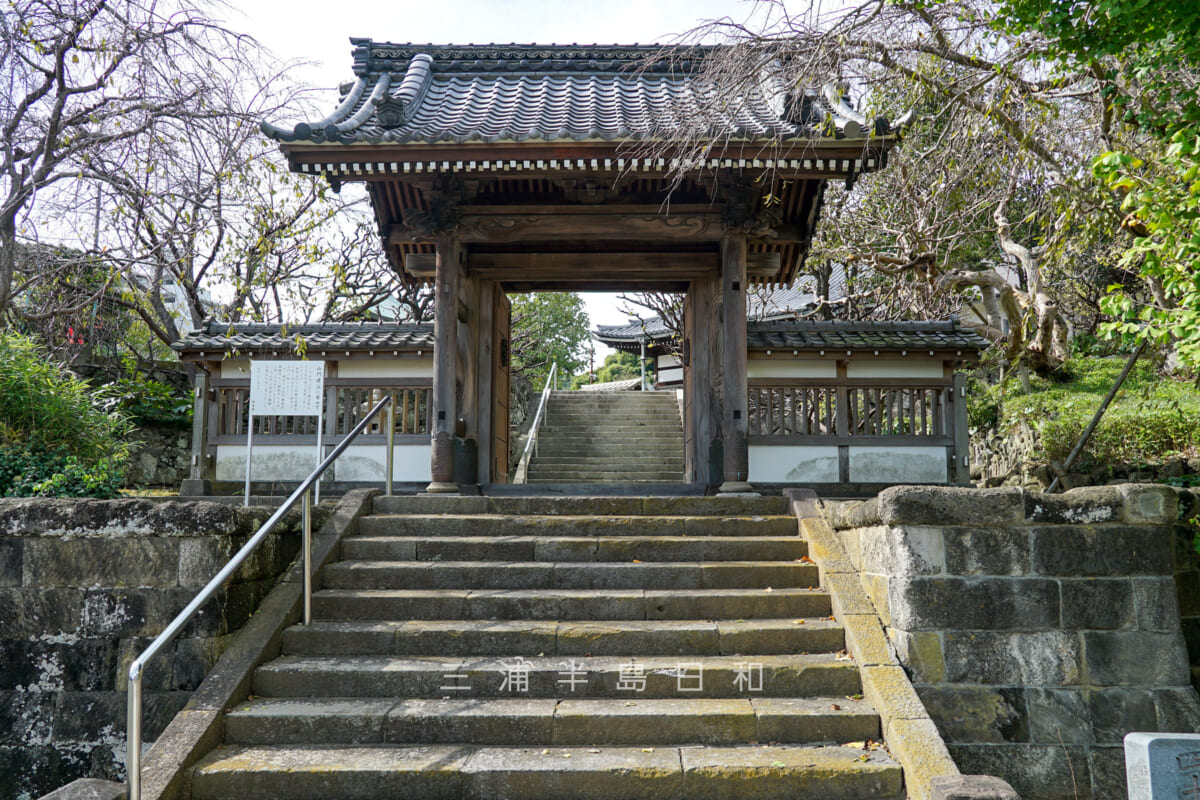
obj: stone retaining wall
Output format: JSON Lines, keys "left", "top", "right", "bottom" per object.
{"left": 0, "top": 499, "right": 307, "bottom": 800}
{"left": 823, "top": 484, "right": 1200, "bottom": 799}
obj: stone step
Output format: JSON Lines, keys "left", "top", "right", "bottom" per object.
{"left": 341, "top": 535, "right": 808, "bottom": 562}
{"left": 281, "top": 619, "right": 844, "bottom": 657}
{"left": 312, "top": 588, "right": 831, "bottom": 621}
{"left": 526, "top": 472, "right": 686, "bottom": 482}
{"left": 357, "top": 514, "right": 798, "bottom": 539}
{"left": 528, "top": 455, "right": 686, "bottom": 462}
{"left": 320, "top": 561, "right": 819, "bottom": 590}
{"left": 368, "top": 496, "right": 791, "bottom": 517}
{"left": 252, "top": 654, "right": 862, "bottom": 699}
{"left": 223, "top": 696, "right": 879, "bottom": 746}
{"left": 192, "top": 743, "right": 902, "bottom": 800}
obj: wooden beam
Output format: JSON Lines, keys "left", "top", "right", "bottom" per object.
{"left": 499, "top": 280, "right": 692, "bottom": 292}
{"left": 746, "top": 253, "right": 781, "bottom": 277}
{"left": 391, "top": 213, "right": 731, "bottom": 245}
{"left": 390, "top": 216, "right": 812, "bottom": 248}
{"left": 405, "top": 253, "right": 436, "bottom": 278}
{"left": 467, "top": 251, "right": 719, "bottom": 278}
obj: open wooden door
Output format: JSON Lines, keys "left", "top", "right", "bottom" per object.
{"left": 491, "top": 290, "right": 512, "bottom": 482}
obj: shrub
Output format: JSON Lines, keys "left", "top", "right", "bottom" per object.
{"left": 110, "top": 374, "right": 193, "bottom": 428}
{"left": 973, "top": 354, "right": 1200, "bottom": 468}
{"left": 0, "top": 446, "right": 125, "bottom": 498}
{"left": 0, "top": 331, "right": 131, "bottom": 496}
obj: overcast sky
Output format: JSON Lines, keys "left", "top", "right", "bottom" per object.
{"left": 224, "top": 0, "right": 770, "bottom": 350}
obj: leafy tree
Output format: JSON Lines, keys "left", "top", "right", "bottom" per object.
{"left": 997, "top": 0, "right": 1200, "bottom": 367}
{"left": 0, "top": 330, "right": 130, "bottom": 497}
{"left": 571, "top": 351, "right": 646, "bottom": 388}
{"left": 509, "top": 293, "right": 591, "bottom": 389}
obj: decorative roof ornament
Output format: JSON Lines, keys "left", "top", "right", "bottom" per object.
{"left": 374, "top": 95, "right": 409, "bottom": 129}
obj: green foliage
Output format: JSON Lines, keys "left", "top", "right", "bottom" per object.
{"left": 1094, "top": 137, "right": 1200, "bottom": 367}
{"left": 998, "top": 0, "right": 1200, "bottom": 368}
{"left": 598, "top": 352, "right": 646, "bottom": 385}
{"left": 510, "top": 293, "right": 592, "bottom": 389}
{"left": 974, "top": 355, "right": 1200, "bottom": 467}
{"left": 0, "top": 446, "right": 126, "bottom": 498}
{"left": 0, "top": 331, "right": 130, "bottom": 496}
{"left": 110, "top": 374, "right": 193, "bottom": 428}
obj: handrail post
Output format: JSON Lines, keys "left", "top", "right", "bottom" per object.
{"left": 303, "top": 489, "right": 313, "bottom": 625}
{"left": 124, "top": 393, "right": 391, "bottom": 799}
{"left": 385, "top": 398, "right": 395, "bottom": 496}
{"left": 127, "top": 669, "right": 142, "bottom": 800}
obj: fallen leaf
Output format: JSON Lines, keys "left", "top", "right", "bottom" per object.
{"left": 641, "top": 748, "right": 654, "bottom": 753}
{"left": 830, "top": 703, "right": 841, "bottom": 711}
{"left": 792, "top": 619, "right": 806, "bottom": 625}
{"left": 800, "top": 556, "right": 814, "bottom": 564}
{"left": 588, "top": 749, "right": 600, "bottom": 753}
{"left": 541, "top": 749, "right": 550, "bottom": 755}
{"left": 858, "top": 754, "right": 869, "bottom": 762}
{"left": 843, "top": 741, "right": 866, "bottom": 749}
{"left": 632, "top": 559, "right": 642, "bottom": 563}
{"left": 845, "top": 693, "right": 863, "bottom": 701}
{"left": 764, "top": 587, "right": 774, "bottom": 593}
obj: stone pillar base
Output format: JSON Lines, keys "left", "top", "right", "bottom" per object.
{"left": 717, "top": 481, "right": 757, "bottom": 496}
{"left": 424, "top": 481, "right": 462, "bottom": 494}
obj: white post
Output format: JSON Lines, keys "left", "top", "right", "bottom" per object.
{"left": 640, "top": 336, "right": 647, "bottom": 391}
{"left": 386, "top": 399, "right": 395, "bottom": 496}
{"left": 243, "top": 422, "right": 253, "bottom": 506}
{"left": 314, "top": 404, "right": 324, "bottom": 506}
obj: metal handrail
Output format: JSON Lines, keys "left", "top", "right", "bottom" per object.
{"left": 521, "top": 362, "right": 558, "bottom": 468}
{"left": 126, "top": 394, "right": 395, "bottom": 800}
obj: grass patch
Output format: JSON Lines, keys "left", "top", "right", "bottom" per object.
{"left": 971, "top": 356, "right": 1200, "bottom": 468}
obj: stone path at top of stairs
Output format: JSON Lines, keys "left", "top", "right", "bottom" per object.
{"left": 191, "top": 495, "right": 903, "bottom": 800}
{"left": 527, "top": 391, "right": 685, "bottom": 483}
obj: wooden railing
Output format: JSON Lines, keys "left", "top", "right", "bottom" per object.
{"left": 747, "top": 379, "right": 955, "bottom": 445}
{"left": 210, "top": 379, "right": 432, "bottom": 444}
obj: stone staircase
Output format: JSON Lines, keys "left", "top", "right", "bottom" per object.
{"left": 191, "top": 495, "right": 903, "bottom": 800}
{"left": 527, "top": 391, "right": 685, "bottom": 483}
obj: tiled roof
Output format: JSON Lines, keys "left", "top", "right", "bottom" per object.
{"left": 263, "top": 41, "right": 905, "bottom": 147}
{"left": 172, "top": 321, "right": 434, "bottom": 354}
{"left": 746, "top": 320, "right": 990, "bottom": 352}
{"left": 594, "top": 317, "right": 675, "bottom": 343}
{"left": 595, "top": 316, "right": 987, "bottom": 353}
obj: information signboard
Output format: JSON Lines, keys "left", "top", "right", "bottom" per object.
{"left": 250, "top": 361, "right": 324, "bottom": 416}
{"left": 244, "top": 360, "right": 326, "bottom": 504}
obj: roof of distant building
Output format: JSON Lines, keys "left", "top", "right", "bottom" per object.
{"left": 173, "top": 321, "right": 434, "bottom": 357}
{"left": 746, "top": 320, "right": 989, "bottom": 352}
{"left": 262, "top": 41, "right": 907, "bottom": 147}
{"left": 595, "top": 317, "right": 989, "bottom": 353}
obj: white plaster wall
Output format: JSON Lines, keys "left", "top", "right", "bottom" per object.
{"left": 219, "top": 359, "right": 251, "bottom": 379}
{"left": 338, "top": 358, "right": 433, "bottom": 379}
{"left": 748, "top": 445, "right": 840, "bottom": 483}
{"left": 334, "top": 444, "right": 432, "bottom": 482}
{"left": 216, "top": 443, "right": 431, "bottom": 482}
{"left": 846, "top": 361, "right": 944, "bottom": 379}
{"left": 657, "top": 367, "right": 683, "bottom": 385}
{"left": 657, "top": 354, "right": 680, "bottom": 369}
{"left": 215, "top": 444, "right": 323, "bottom": 481}
{"left": 849, "top": 445, "right": 947, "bottom": 483}
{"left": 748, "top": 360, "right": 837, "bottom": 379}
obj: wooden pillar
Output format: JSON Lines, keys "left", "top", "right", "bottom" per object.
{"left": 179, "top": 370, "right": 213, "bottom": 495}
{"left": 476, "top": 281, "right": 496, "bottom": 483}
{"left": 687, "top": 277, "right": 715, "bottom": 486}
{"left": 719, "top": 236, "right": 753, "bottom": 493}
{"left": 457, "top": 272, "right": 480, "bottom": 485}
{"left": 427, "top": 235, "right": 461, "bottom": 493}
